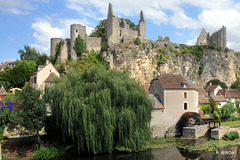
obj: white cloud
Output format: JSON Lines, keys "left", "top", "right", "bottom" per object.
{"left": 0, "top": 0, "right": 35, "bottom": 15}
{"left": 186, "top": 38, "right": 197, "bottom": 46}
{"left": 176, "top": 32, "right": 184, "bottom": 36}
{"left": 30, "top": 17, "right": 94, "bottom": 55}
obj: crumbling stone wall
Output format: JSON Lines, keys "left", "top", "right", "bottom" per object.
{"left": 86, "top": 37, "right": 101, "bottom": 52}
{"left": 50, "top": 38, "right": 62, "bottom": 57}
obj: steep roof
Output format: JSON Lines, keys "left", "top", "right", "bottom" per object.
{"left": 45, "top": 73, "right": 56, "bottom": 82}
{"left": 206, "top": 85, "right": 219, "bottom": 92}
{"left": 217, "top": 89, "right": 240, "bottom": 98}
{"left": 0, "top": 86, "right": 7, "bottom": 96}
{"left": 155, "top": 74, "right": 198, "bottom": 90}
{"left": 212, "top": 95, "right": 227, "bottom": 102}
{"left": 148, "top": 94, "right": 164, "bottom": 109}
{"left": 198, "top": 87, "right": 209, "bottom": 104}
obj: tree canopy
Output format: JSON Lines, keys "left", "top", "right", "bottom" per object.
{"left": 18, "top": 45, "right": 48, "bottom": 65}
{"left": 1, "top": 60, "right": 37, "bottom": 88}
{"left": 89, "top": 19, "right": 106, "bottom": 39}
{"left": 230, "top": 79, "right": 240, "bottom": 91}
{"left": 73, "top": 35, "right": 86, "bottom": 57}
{"left": 45, "top": 66, "right": 152, "bottom": 154}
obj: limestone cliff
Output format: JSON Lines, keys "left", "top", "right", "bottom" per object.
{"left": 107, "top": 42, "right": 240, "bottom": 87}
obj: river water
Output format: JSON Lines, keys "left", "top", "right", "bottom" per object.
{"left": 55, "top": 145, "right": 240, "bottom": 160}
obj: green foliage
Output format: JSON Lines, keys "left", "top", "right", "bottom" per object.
{"left": 33, "top": 145, "right": 67, "bottom": 160}
{"left": 230, "top": 79, "right": 240, "bottom": 91}
{"left": 209, "top": 97, "right": 217, "bottom": 114}
{"left": 224, "top": 132, "right": 239, "bottom": 139}
{"left": 198, "top": 62, "right": 204, "bottom": 76}
{"left": 200, "top": 104, "right": 211, "bottom": 115}
{"left": 179, "top": 44, "right": 221, "bottom": 62}
{"left": 220, "top": 103, "right": 236, "bottom": 121}
{"left": 17, "top": 83, "right": 46, "bottom": 134}
{"left": 101, "top": 41, "right": 108, "bottom": 51}
{"left": 73, "top": 35, "right": 86, "bottom": 57}
{"left": 89, "top": 19, "right": 106, "bottom": 39}
{"left": 134, "top": 37, "right": 141, "bottom": 46}
{"left": 18, "top": 45, "right": 49, "bottom": 66}
{"left": 1, "top": 60, "right": 37, "bottom": 88}
{"left": 125, "top": 19, "right": 138, "bottom": 31}
{"left": 206, "top": 79, "right": 228, "bottom": 89}
{"left": 45, "top": 67, "right": 152, "bottom": 154}
{"left": 157, "top": 51, "right": 169, "bottom": 66}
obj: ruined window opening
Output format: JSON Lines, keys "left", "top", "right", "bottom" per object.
{"left": 155, "top": 81, "right": 157, "bottom": 88}
{"left": 184, "top": 103, "right": 187, "bottom": 110}
{"left": 120, "top": 30, "right": 122, "bottom": 36}
{"left": 76, "top": 30, "right": 78, "bottom": 33}
{"left": 184, "top": 92, "right": 187, "bottom": 99}
{"left": 120, "top": 21, "right": 125, "bottom": 28}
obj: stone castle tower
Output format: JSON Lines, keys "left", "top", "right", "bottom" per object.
{"left": 197, "top": 26, "right": 226, "bottom": 49}
{"left": 105, "top": 3, "right": 146, "bottom": 46}
{"left": 50, "top": 24, "right": 101, "bottom": 63}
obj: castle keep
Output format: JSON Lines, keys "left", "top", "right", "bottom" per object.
{"left": 105, "top": 3, "right": 146, "bottom": 46}
{"left": 197, "top": 26, "right": 227, "bottom": 49}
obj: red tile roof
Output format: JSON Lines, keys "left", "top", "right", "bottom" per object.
{"left": 198, "top": 87, "right": 209, "bottom": 104}
{"left": 217, "top": 89, "right": 240, "bottom": 98}
{"left": 45, "top": 73, "right": 56, "bottom": 82}
{"left": 206, "top": 85, "right": 219, "bottom": 92}
{"left": 0, "top": 86, "right": 7, "bottom": 96}
{"left": 212, "top": 95, "right": 227, "bottom": 102}
{"left": 155, "top": 74, "right": 197, "bottom": 90}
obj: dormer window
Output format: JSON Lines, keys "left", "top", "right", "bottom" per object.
{"left": 181, "top": 83, "right": 186, "bottom": 88}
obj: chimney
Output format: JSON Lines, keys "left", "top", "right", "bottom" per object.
{"left": 209, "top": 82, "right": 212, "bottom": 86}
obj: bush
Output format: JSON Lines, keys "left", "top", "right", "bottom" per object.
{"left": 221, "top": 103, "right": 236, "bottom": 121}
{"left": 101, "top": 41, "right": 108, "bottom": 51}
{"left": 236, "top": 107, "right": 240, "bottom": 114}
{"left": 134, "top": 37, "right": 141, "bottom": 46}
{"left": 224, "top": 132, "right": 239, "bottom": 139}
{"left": 33, "top": 146, "right": 67, "bottom": 160}
{"left": 200, "top": 104, "right": 211, "bottom": 115}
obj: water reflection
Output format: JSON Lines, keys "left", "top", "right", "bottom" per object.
{"left": 55, "top": 145, "right": 240, "bottom": 160}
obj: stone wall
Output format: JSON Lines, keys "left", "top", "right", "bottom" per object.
{"left": 210, "top": 26, "right": 226, "bottom": 49}
{"left": 50, "top": 38, "right": 62, "bottom": 57}
{"left": 182, "top": 125, "right": 209, "bottom": 139}
{"left": 86, "top": 37, "right": 101, "bottom": 52}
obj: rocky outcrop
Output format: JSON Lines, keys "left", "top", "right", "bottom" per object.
{"left": 107, "top": 43, "right": 240, "bottom": 87}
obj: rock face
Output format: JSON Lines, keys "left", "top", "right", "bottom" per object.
{"left": 107, "top": 43, "right": 240, "bottom": 87}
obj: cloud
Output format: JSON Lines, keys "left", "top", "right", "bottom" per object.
{"left": 30, "top": 17, "right": 94, "bottom": 55}
{"left": 0, "top": 0, "right": 35, "bottom": 15}
{"left": 186, "top": 38, "right": 197, "bottom": 46}
{"left": 176, "top": 32, "right": 184, "bottom": 36}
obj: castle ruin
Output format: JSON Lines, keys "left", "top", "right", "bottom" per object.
{"left": 197, "top": 26, "right": 226, "bottom": 49}
{"left": 50, "top": 24, "right": 101, "bottom": 63}
{"left": 105, "top": 3, "right": 146, "bottom": 46}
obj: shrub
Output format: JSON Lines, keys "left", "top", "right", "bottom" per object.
{"left": 221, "top": 103, "right": 236, "bottom": 121}
{"left": 101, "top": 41, "right": 108, "bottom": 51}
{"left": 134, "top": 37, "right": 141, "bottom": 46}
{"left": 200, "top": 104, "right": 211, "bottom": 115}
{"left": 224, "top": 132, "right": 239, "bottom": 139}
{"left": 198, "top": 63, "right": 204, "bottom": 76}
{"left": 33, "top": 146, "right": 67, "bottom": 160}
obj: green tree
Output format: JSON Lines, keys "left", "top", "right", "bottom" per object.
{"left": 209, "top": 97, "right": 216, "bottom": 114}
{"left": 2, "top": 60, "right": 37, "bottom": 88}
{"left": 230, "top": 79, "right": 240, "bottom": 91}
{"left": 73, "top": 35, "right": 86, "bottom": 57}
{"left": 17, "top": 83, "right": 46, "bottom": 135}
{"left": 90, "top": 19, "right": 106, "bottom": 39}
{"left": 220, "top": 103, "right": 236, "bottom": 121}
{"left": 125, "top": 19, "right": 138, "bottom": 31}
{"left": 45, "top": 67, "right": 152, "bottom": 154}
{"left": 206, "top": 79, "right": 228, "bottom": 89}
{"left": 18, "top": 45, "right": 48, "bottom": 65}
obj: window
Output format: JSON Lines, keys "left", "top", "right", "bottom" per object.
{"left": 155, "top": 81, "right": 157, "bottom": 88}
{"left": 184, "top": 103, "right": 187, "bottom": 110}
{"left": 184, "top": 92, "right": 187, "bottom": 99}
{"left": 34, "top": 76, "right": 37, "bottom": 83}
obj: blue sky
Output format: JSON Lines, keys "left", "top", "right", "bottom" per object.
{"left": 1, "top": 0, "right": 240, "bottom": 63}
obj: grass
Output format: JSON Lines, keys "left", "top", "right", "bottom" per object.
{"left": 221, "top": 120, "right": 240, "bottom": 128}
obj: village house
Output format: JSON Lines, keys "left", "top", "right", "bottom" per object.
{"left": 205, "top": 84, "right": 222, "bottom": 97}
{"left": 217, "top": 89, "right": 240, "bottom": 107}
{"left": 0, "top": 86, "right": 7, "bottom": 97}
{"left": 30, "top": 60, "right": 60, "bottom": 90}
{"left": 211, "top": 95, "right": 227, "bottom": 108}
{"left": 148, "top": 74, "right": 198, "bottom": 138}
{"left": 198, "top": 87, "right": 209, "bottom": 105}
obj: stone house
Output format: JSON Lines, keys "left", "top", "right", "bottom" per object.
{"left": 30, "top": 60, "right": 60, "bottom": 90}
{"left": 211, "top": 95, "right": 227, "bottom": 108}
{"left": 198, "top": 87, "right": 209, "bottom": 105}
{"left": 148, "top": 74, "right": 198, "bottom": 138}
{"left": 205, "top": 84, "right": 222, "bottom": 97}
{"left": 217, "top": 89, "right": 240, "bottom": 107}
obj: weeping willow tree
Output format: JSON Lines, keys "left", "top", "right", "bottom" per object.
{"left": 45, "top": 67, "right": 152, "bottom": 154}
